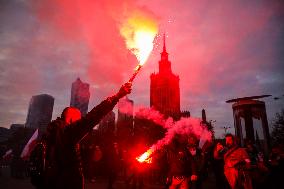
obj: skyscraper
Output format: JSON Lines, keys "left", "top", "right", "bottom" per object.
{"left": 70, "top": 78, "right": 90, "bottom": 116}
{"left": 150, "top": 34, "right": 181, "bottom": 119}
{"left": 25, "top": 94, "right": 54, "bottom": 132}
{"left": 117, "top": 96, "right": 134, "bottom": 146}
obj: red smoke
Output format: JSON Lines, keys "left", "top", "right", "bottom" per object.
{"left": 30, "top": 0, "right": 159, "bottom": 86}
{"left": 121, "top": 106, "right": 212, "bottom": 153}
{"left": 18, "top": 0, "right": 282, "bottom": 137}
{"left": 29, "top": 0, "right": 278, "bottom": 101}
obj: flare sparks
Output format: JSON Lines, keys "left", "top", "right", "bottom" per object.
{"left": 120, "top": 11, "right": 158, "bottom": 82}
{"left": 136, "top": 149, "right": 153, "bottom": 164}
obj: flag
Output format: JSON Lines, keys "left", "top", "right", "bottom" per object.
{"left": 20, "top": 129, "right": 38, "bottom": 160}
{"left": 3, "top": 149, "right": 13, "bottom": 160}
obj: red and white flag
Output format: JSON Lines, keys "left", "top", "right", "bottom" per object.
{"left": 20, "top": 129, "right": 38, "bottom": 160}
{"left": 2, "top": 149, "right": 13, "bottom": 160}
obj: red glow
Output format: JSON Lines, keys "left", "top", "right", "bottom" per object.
{"left": 30, "top": 0, "right": 276, "bottom": 97}
{"left": 136, "top": 149, "right": 153, "bottom": 164}
{"left": 62, "top": 107, "right": 81, "bottom": 124}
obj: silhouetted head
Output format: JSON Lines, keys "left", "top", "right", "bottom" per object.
{"left": 225, "top": 133, "right": 235, "bottom": 148}
{"left": 188, "top": 134, "right": 198, "bottom": 147}
{"left": 170, "top": 134, "right": 186, "bottom": 149}
{"left": 61, "top": 107, "right": 81, "bottom": 125}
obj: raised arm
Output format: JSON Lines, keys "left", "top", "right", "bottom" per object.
{"left": 65, "top": 82, "right": 132, "bottom": 144}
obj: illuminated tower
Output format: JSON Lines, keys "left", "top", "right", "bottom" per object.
{"left": 70, "top": 78, "right": 90, "bottom": 116}
{"left": 150, "top": 35, "right": 180, "bottom": 119}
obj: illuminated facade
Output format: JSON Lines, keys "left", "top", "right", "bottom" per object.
{"left": 150, "top": 35, "right": 180, "bottom": 120}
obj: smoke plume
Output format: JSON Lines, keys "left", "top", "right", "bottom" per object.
{"left": 119, "top": 104, "right": 212, "bottom": 153}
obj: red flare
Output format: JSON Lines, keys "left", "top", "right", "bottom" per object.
{"left": 129, "top": 64, "right": 142, "bottom": 83}
{"left": 136, "top": 149, "right": 153, "bottom": 164}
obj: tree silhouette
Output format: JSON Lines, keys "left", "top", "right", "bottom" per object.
{"left": 271, "top": 109, "right": 284, "bottom": 146}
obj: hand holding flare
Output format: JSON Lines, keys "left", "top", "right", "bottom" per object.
{"left": 128, "top": 64, "right": 142, "bottom": 83}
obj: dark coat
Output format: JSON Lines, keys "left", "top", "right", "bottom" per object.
{"left": 45, "top": 95, "right": 120, "bottom": 189}
{"left": 166, "top": 146, "right": 196, "bottom": 177}
{"left": 187, "top": 147, "right": 205, "bottom": 176}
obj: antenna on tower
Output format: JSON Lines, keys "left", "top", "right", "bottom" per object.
{"left": 163, "top": 33, "right": 167, "bottom": 52}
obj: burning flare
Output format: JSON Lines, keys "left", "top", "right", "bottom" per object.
{"left": 136, "top": 149, "right": 153, "bottom": 164}
{"left": 120, "top": 12, "right": 158, "bottom": 65}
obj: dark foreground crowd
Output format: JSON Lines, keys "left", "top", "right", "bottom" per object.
{"left": 1, "top": 82, "right": 284, "bottom": 189}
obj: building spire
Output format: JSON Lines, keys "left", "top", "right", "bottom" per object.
{"left": 159, "top": 33, "right": 170, "bottom": 73}
{"left": 163, "top": 33, "right": 167, "bottom": 53}
{"left": 161, "top": 33, "right": 168, "bottom": 59}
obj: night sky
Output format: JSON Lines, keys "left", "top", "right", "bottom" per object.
{"left": 0, "top": 0, "right": 283, "bottom": 138}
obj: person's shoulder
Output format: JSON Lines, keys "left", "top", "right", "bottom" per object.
{"left": 46, "top": 118, "right": 65, "bottom": 133}
{"left": 50, "top": 118, "right": 65, "bottom": 127}
{"left": 238, "top": 147, "right": 247, "bottom": 152}
{"left": 53, "top": 117, "right": 64, "bottom": 123}
{"left": 233, "top": 147, "right": 249, "bottom": 155}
